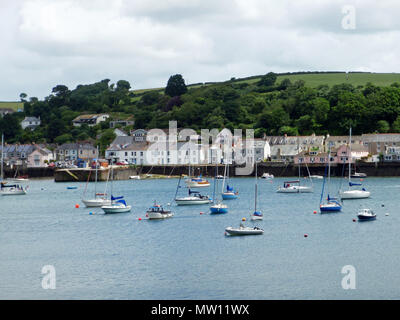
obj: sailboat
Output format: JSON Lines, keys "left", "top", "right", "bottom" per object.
{"left": 101, "top": 165, "right": 131, "bottom": 213}
{"left": 210, "top": 164, "right": 228, "bottom": 214}
{"left": 320, "top": 145, "right": 342, "bottom": 213}
{"left": 0, "top": 134, "right": 27, "bottom": 196}
{"left": 339, "top": 127, "right": 370, "bottom": 200}
{"left": 221, "top": 162, "right": 238, "bottom": 200}
{"left": 184, "top": 164, "right": 210, "bottom": 188}
{"left": 174, "top": 175, "right": 211, "bottom": 205}
{"left": 251, "top": 161, "right": 263, "bottom": 220}
{"left": 82, "top": 151, "right": 111, "bottom": 207}
{"left": 277, "top": 138, "right": 313, "bottom": 193}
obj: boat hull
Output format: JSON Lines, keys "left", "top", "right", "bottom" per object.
{"left": 357, "top": 215, "right": 376, "bottom": 221}
{"left": 251, "top": 215, "right": 263, "bottom": 221}
{"left": 225, "top": 227, "right": 264, "bottom": 236}
{"left": 221, "top": 192, "right": 238, "bottom": 200}
{"left": 210, "top": 205, "right": 228, "bottom": 214}
{"left": 185, "top": 182, "right": 210, "bottom": 188}
{"left": 0, "top": 189, "right": 27, "bottom": 195}
{"left": 82, "top": 198, "right": 112, "bottom": 207}
{"left": 320, "top": 204, "right": 342, "bottom": 212}
{"left": 175, "top": 198, "right": 211, "bottom": 205}
{"left": 340, "top": 190, "right": 370, "bottom": 199}
{"left": 101, "top": 205, "right": 132, "bottom": 214}
{"left": 147, "top": 211, "right": 173, "bottom": 219}
{"left": 277, "top": 186, "right": 313, "bottom": 193}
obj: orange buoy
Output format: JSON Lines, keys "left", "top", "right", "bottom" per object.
{"left": 75, "top": 204, "right": 79, "bottom": 208}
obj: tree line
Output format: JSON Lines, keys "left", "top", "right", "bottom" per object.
{"left": 2, "top": 72, "right": 400, "bottom": 150}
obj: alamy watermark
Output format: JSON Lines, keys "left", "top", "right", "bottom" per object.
{"left": 341, "top": 265, "right": 356, "bottom": 290}
{"left": 41, "top": 265, "right": 56, "bottom": 289}
{"left": 341, "top": 5, "right": 356, "bottom": 30}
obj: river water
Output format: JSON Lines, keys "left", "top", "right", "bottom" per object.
{"left": 1, "top": 177, "right": 399, "bottom": 299}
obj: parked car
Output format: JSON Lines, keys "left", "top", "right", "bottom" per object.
{"left": 115, "top": 161, "right": 128, "bottom": 165}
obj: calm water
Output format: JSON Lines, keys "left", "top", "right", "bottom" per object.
{"left": 1, "top": 176, "right": 400, "bottom": 299}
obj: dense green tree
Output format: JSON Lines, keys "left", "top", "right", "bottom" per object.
{"left": 165, "top": 74, "right": 188, "bottom": 97}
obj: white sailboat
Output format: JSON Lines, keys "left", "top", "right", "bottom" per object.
{"left": 184, "top": 164, "right": 210, "bottom": 188}
{"left": 174, "top": 175, "right": 211, "bottom": 205}
{"left": 101, "top": 166, "right": 131, "bottom": 214}
{"left": 210, "top": 164, "right": 228, "bottom": 214}
{"left": 339, "top": 127, "right": 370, "bottom": 200}
{"left": 277, "top": 138, "right": 313, "bottom": 193}
{"left": 82, "top": 151, "right": 111, "bottom": 207}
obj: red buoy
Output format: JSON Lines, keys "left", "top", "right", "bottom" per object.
{"left": 353, "top": 218, "right": 356, "bottom": 222}
{"left": 313, "top": 210, "right": 317, "bottom": 214}
{"left": 200, "top": 212, "right": 204, "bottom": 215}
{"left": 138, "top": 217, "right": 142, "bottom": 221}
{"left": 75, "top": 204, "right": 79, "bottom": 208}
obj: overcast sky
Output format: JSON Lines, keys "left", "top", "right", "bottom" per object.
{"left": 1, "top": 0, "right": 399, "bottom": 100}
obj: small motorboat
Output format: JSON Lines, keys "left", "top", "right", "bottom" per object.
{"left": 129, "top": 175, "right": 141, "bottom": 180}
{"left": 210, "top": 202, "right": 228, "bottom": 214}
{"left": 310, "top": 175, "right": 323, "bottom": 179}
{"left": 277, "top": 180, "right": 313, "bottom": 193}
{"left": 251, "top": 211, "right": 263, "bottom": 220}
{"left": 67, "top": 186, "right": 78, "bottom": 190}
{"left": 261, "top": 173, "right": 274, "bottom": 179}
{"left": 147, "top": 202, "right": 173, "bottom": 219}
{"left": 225, "top": 223, "right": 264, "bottom": 236}
{"left": 357, "top": 208, "right": 376, "bottom": 221}
{"left": 216, "top": 175, "right": 224, "bottom": 180}
{"left": 175, "top": 189, "right": 211, "bottom": 205}
{"left": 101, "top": 196, "right": 131, "bottom": 214}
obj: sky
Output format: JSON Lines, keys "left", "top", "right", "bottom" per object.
{"left": 1, "top": 0, "right": 400, "bottom": 101}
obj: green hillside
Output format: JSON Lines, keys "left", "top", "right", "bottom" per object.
{"left": 133, "top": 72, "right": 400, "bottom": 95}
{"left": 0, "top": 101, "right": 23, "bottom": 111}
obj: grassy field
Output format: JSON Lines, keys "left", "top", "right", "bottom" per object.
{"left": 133, "top": 72, "right": 400, "bottom": 95}
{"left": 0, "top": 101, "right": 23, "bottom": 111}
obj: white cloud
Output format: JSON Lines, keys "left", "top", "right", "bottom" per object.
{"left": 0, "top": 0, "right": 400, "bottom": 100}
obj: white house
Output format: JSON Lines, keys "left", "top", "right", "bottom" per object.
{"left": 21, "top": 116, "right": 41, "bottom": 130}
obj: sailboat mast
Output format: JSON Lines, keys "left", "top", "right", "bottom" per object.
{"left": 1, "top": 133, "right": 3, "bottom": 181}
{"left": 212, "top": 164, "right": 216, "bottom": 203}
{"left": 297, "top": 137, "right": 301, "bottom": 186}
{"left": 221, "top": 161, "right": 227, "bottom": 193}
{"left": 255, "top": 161, "right": 258, "bottom": 212}
{"left": 327, "top": 145, "right": 331, "bottom": 196}
{"left": 348, "top": 127, "right": 352, "bottom": 184}
{"left": 94, "top": 146, "right": 98, "bottom": 196}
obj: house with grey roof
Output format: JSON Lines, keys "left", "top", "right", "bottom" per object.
{"left": 21, "top": 116, "right": 41, "bottom": 130}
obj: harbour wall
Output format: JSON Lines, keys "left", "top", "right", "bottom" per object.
{"left": 52, "top": 162, "right": 400, "bottom": 182}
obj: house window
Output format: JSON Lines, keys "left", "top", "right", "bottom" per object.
{"left": 320, "top": 158, "right": 325, "bottom": 162}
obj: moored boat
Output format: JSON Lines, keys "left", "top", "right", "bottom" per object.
{"left": 0, "top": 182, "right": 27, "bottom": 195}
{"left": 175, "top": 189, "right": 211, "bottom": 205}
{"left": 147, "top": 202, "right": 173, "bottom": 219}
{"left": 357, "top": 208, "right": 376, "bottom": 221}
{"left": 101, "top": 196, "right": 131, "bottom": 214}
{"left": 225, "top": 223, "right": 264, "bottom": 236}
{"left": 277, "top": 180, "right": 313, "bottom": 193}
